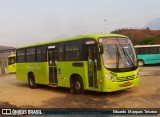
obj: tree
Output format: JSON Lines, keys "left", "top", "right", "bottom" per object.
{"left": 140, "top": 37, "right": 156, "bottom": 45}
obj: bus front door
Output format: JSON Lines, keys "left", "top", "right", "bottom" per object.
{"left": 87, "top": 45, "right": 98, "bottom": 88}
{"left": 48, "top": 48, "right": 58, "bottom": 85}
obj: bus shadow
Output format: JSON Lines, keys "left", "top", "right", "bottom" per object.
{"left": 15, "top": 82, "right": 134, "bottom": 96}
{"left": 39, "top": 85, "right": 70, "bottom": 94}
{"left": 38, "top": 84, "right": 133, "bottom": 97}
{"left": 39, "top": 88, "right": 135, "bottom": 108}
{"left": 86, "top": 89, "right": 133, "bottom": 97}
{"left": 13, "top": 82, "right": 136, "bottom": 108}
{"left": 14, "top": 83, "right": 70, "bottom": 94}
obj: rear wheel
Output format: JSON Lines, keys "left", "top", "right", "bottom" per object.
{"left": 28, "top": 74, "right": 37, "bottom": 89}
{"left": 138, "top": 60, "right": 144, "bottom": 67}
{"left": 70, "top": 76, "right": 84, "bottom": 94}
{"left": 74, "top": 76, "right": 84, "bottom": 94}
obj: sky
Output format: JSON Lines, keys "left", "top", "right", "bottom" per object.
{"left": 0, "top": 0, "right": 160, "bottom": 47}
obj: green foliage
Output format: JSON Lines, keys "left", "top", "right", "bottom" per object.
{"left": 140, "top": 37, "right": 157, "bottom": 45}
{"left": 111, "top": 28, "right": 160, "bottom": 45}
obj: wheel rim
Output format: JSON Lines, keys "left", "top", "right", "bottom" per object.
{"left": 29, "top": 78, "right": 34, "bottom": 87}
{"left": 139, "top": 61, "right": 144, "bottom": 66}
{"left": 75, "top": 81, "right": 81, "bottom": 91}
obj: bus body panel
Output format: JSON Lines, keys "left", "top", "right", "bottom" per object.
{"left": 137, "top": 54, "right": 160, "bottom": 64}
{"left": 16, "top": 62, "right": 49, "bottom": 85}
{"left": 7, "top": 54, "right": 16, "bottom": 73}
{"left": 102, "top": 68, "right": 140, "bottom": 92}
{"left": 103, "top": 78, "right": 139, "bottom": 92}
{"left": 8, "top": 64, "right": 16, "bottom": 73}
{"left": 56, "top": 61, "right": 87, "bottom": 88}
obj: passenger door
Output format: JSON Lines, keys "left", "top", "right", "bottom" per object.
{"left": 48, "top": 46, "right": 58, "bottom": 85}
{"left": 86, "top": 43, "right": 98, "bottom": 88}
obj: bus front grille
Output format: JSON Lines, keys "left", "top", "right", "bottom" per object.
{"left": 116, "top": 75, "right": 135, "bottom": 82}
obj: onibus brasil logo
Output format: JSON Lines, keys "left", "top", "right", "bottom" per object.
{"left": 1, "top": 109, "right": 43, "bottom": 115}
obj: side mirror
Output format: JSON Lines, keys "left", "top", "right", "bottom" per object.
{"left": 99, "top": 43, "right": 104, "bottom": 54}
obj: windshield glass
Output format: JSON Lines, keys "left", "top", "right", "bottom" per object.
{"left": 8, "top": 57, "right": 16, "bottom": 65}
{"left": 100, "top": 37, "right": 138, "bottom": 70}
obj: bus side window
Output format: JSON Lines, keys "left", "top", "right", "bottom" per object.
{"left": 17, "top": 49, "right": 25, "bottom": 63}
{"left": 65, "top": 41, "right": 81, "bottom": 61}
{"left": 26, "top": 47, "right": 36, "bottom": 62}
{"left": 150, "top": 47, "right": 159, "bottom": 54}
{"left": 57, "top": 43, "right": 64, "bottom": 61}
{"left": 37, "top": 46, "right": 47, "bottom": 62}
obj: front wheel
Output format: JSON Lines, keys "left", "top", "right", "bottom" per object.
{"left": 28, "top": 74, "right": 37, "bottom": 89}
{"left": 70, "top": 76, "right": 84, "bottom": 94}
{"left": 138, "top": 60, "right": 144, "bottom": 67}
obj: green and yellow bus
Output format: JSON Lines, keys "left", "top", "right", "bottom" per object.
{"left": 16, "top": 34, "right": 140, "bottom": 93}
{"left": 7, "top": 54, "right": 16, "bottom": 73}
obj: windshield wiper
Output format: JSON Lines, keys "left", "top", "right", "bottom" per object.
{"left": 123, "top": 50, "right": 134, "bottom": 67}
{"left": 116, "top": 39, "right": 134, "bottom": 67}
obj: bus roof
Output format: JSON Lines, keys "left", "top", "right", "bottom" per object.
{"left": 17, "top": 33, "right": 128, "bottom": 49}
{"left": 134, "top": 44, "right": 160, "bottom": 48}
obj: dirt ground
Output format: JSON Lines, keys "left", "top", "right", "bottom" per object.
{"left": 0, "top": 66, "right": 160, "bottom": 116}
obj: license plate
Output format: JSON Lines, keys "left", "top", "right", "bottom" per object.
{"left": 124, "top": 81, "right": 131, "bottom": 86}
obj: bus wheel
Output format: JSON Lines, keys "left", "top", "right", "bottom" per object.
{"left": 138, "top": 60, "right": 144, "bottom": 67}
{"left": 74, "top": 76, "right": 84, "bottom": 94}
{"left": 28, "top": 74, "right": 37, "bottom": 89}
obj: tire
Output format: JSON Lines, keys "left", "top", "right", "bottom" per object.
{"left": 74, "top": 76, "right": 84, "bottom": 94}
{"left": 28, "top": 74, "right": 37, "bottom": 89}
{"left": 138, "top": 60, "right": 144, "bottom": 67}
{"left": 70, "top": 76, "right": 84, "bottom": 94}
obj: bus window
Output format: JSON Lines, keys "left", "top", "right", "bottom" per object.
{"left": 8, "top": 54, "right": 16, "bottom": 73}
{"left": 37, "top": 46, "right": 47, "bottom": 62}
{"left": 17, "top": 49, "right": 25, "bottom": 63}
{"left": 26, "top": 47, "right": 36, "bottom": 62}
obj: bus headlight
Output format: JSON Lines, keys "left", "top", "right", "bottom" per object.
{"left": 106, "top": 73, "right": 115, "bottom": 82}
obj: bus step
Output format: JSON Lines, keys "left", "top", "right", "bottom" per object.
{"left": 49, "top": 84, "right": 58, "bottom": 87}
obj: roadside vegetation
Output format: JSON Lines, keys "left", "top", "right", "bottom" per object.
{"left": 111, "top": 28, "right": 160, "bottom": 45}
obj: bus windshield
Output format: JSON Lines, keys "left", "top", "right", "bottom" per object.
{"left": 8, "top": 57, "right": 16, "bottom": 65}
{"left": 100, "top": 37, "right": 138, "bottom": 71}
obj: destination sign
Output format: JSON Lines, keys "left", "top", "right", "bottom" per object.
{"left": 102, "top": 38, "right": 128, "bottom": 44}
{"left": 86, "top": 41, "right": 95, "bottom": 45}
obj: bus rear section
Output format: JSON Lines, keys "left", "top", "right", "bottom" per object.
{"left": 7, "top": 54, "right": 16, "bottom": 73}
